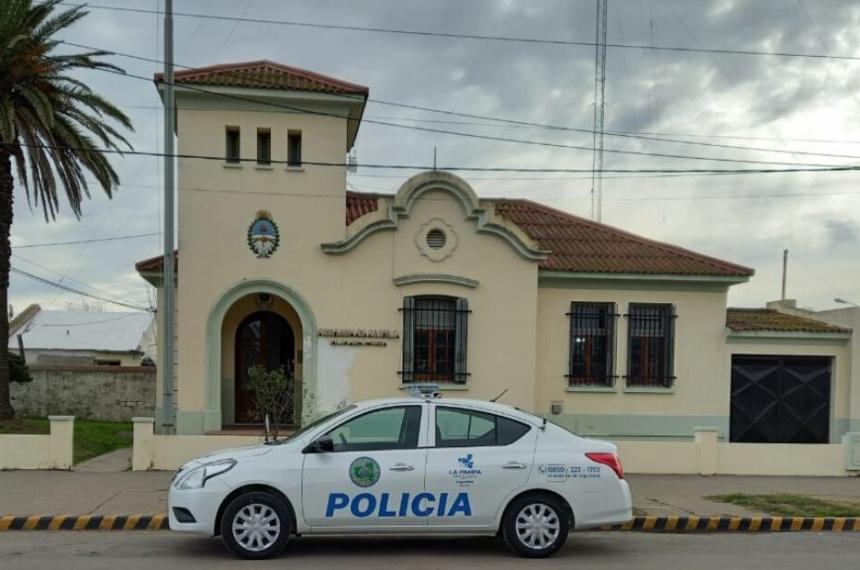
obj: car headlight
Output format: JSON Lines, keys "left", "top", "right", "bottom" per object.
{"left": 174, "top": 458, "right": 237, "bottom": 490}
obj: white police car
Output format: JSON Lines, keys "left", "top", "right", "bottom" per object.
{"left": 168, "top": 393, "right": 632, "bottom": 559}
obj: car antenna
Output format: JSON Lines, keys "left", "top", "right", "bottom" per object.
{"left": 490, "top": 388, "right": 509, "bottom": 402}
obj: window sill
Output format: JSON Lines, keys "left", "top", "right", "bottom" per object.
{"left": 255, "top": 164, "right": 273, "bottom": 170}
{"left": 566, "top": 386, "right": 617, "bottom": 393}
{"left": 623, "top": 386, "right": 675, "bottom": 394}
{"left": 285, "top": 166, "right": 305, "bottom": 172}
{"left": 398, "top": 383, "right": 469, "bottom": 391}
{"left": 223, "top": 162, "right": 243, "bottom": 169}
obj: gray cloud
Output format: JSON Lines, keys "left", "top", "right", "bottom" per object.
{"left": 9, "top": 0, "right": 860, "bottom": 313}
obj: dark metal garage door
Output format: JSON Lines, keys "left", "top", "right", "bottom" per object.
{"left": 730, "top": 355, "right": 831, "bottom": 444}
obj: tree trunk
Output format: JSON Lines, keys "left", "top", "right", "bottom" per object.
{"left": 0, "top": 146, "right": 15, "bottom": 420}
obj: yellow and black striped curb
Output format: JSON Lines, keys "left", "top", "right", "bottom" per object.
{"left": 0, "top": 514, "right": 168, "bottom": 531}
{"left": 1, "top": 514, "right": 859, "bottom": 532}
{"left": 600, "top": 516, "right": 860, "bottom": 532}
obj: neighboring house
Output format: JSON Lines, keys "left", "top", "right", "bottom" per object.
{"left": 9, "top": 304, "right": 156, "bottom": 367}
{"left": 134, "top": 60, "right": 858, "bottom": 447}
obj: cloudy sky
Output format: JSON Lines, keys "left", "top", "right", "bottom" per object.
{"left": 10, "top": 0, "right": 860, "bottom": 315}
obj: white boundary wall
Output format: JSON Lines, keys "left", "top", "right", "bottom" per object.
{"left": 613, "top": 428, "right": 855, "bottom": 476}
{"left": 133, "top": 417, "right": 262, "bottom": 471}
{"left": 0, "top": 416, "right": 74, "bottom": 470}
{"left": 131, "top": 418, "right": 857, "bottom": 476}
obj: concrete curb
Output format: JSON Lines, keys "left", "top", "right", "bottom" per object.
{"left": 600, "top": 516, "right": 860, "bottom": 532}
{"left": 1, "top": 514, "right": 859, "bottom": 532}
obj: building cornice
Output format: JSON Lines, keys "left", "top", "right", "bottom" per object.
{"left": 321, "top": 171, "right": 549, "bottom": 262}
{"left": 392, "top": 273, "right": 479, "bottom": 289}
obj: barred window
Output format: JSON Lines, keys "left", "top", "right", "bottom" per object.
{"left": 626, "top": 303, "right": 676, "bottom": 387}
{"left": 401, "top": 296, "right": 469, "bottom": 383}
{"left": 567, "top": 302, "right": 617, "bottom": 387}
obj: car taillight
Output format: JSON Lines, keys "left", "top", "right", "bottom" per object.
{"left": 585, "top": 452, "right": 624, "bottom": 479}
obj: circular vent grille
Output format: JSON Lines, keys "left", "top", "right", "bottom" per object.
{"left": 426, "top": 228, "right": 447, "bottom": 250}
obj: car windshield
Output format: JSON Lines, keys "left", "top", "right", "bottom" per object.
{"left": 266, "top": 405, "right": 357, "bottom": 445}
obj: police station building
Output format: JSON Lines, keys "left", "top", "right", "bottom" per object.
{"left": 136, "top": 60, "right": 860, "bottom": 451}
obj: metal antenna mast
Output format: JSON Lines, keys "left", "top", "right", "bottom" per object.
{"left": 591, "top": 0, "right": 608, "bottom": 222}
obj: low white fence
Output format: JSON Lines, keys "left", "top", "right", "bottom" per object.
{"left": 132, "top": 418, "right": 263, "bottom": 471}
{"left": 0, "top": 416, "right": 75, "bottom": 470}
{"left": 613, "top": 427, "right": 856, "bottom": 476}
{"left": 129, "top": 418, "right": 859, "bottom": 476}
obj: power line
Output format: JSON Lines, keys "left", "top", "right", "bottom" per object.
{"left": 72, "top": 54, "right": 856, "bottom": 169}
{"left": 9, "top": 139, "right": 860, "bottom": 175}
{"left": 32, "top": 313, "right": 146, "bottom": 327}
{"left": 55, "top": 2, "right": 860, "bottom": 61}
{"left": 60, "top": 41, "right": 860, "bottom": 165}
{"left": 12, "top": 232, "right": 159, "bottom": 249}
{"left": 119, "top": 103, "right": 860, "bottom": 149}
{"left": 11, "top": 267, "right": 152, "bottom": 312}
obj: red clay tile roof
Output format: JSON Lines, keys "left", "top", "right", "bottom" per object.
{"left": 493, "top": 199, "right": 752, "bottom": 276}
{"left": 135, "top": 193, "right": 753, "bottom": 278}
{"left": 726, "top": 308, "right": 851, "bottom": 333}
{"left": 154, "top": 60, "right": 369, "bottom": 95}
{"left": 346, "top": 191, "right": 380, "bottom": 224}
{"left": 135, "top": 251, "right": 177, "bottom": 273}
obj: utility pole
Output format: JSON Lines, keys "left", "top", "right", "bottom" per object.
{"left": 591, "top": 0, "right": 608, "bottom": 222}
{"left": 781, "top": 249, "right": 788, "bottom": 300}
{"left": 160, "top": 0, "right": 176, "bottom": 433}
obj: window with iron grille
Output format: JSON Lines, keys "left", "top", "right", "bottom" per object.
{"left": 401, "top": 296, "right": 469, "bottom": 383}
{"left": 626, "top": 303, "right": 676, "bottom": 388}
{"left": 567, "top": 302, "right": 617, "bottom": 387}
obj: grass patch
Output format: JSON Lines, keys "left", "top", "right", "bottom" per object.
{"left": 707, "top": 493, "right": 860, "bottom": 517}
{"left": 0, "top": 417, "right": 132, "bottom": 465}
{"left": 0, "top": 417, "right": 49, "bottom": 435}
{"left": 73, "top": 420, "right": 132, "bottom": 465}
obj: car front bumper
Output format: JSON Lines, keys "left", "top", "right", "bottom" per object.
{"left": 167, "top": 480, "right": 231, "bottom": 535}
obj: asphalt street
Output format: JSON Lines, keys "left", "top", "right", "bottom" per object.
{"left": 1, "top": 532, "right": 858, "bottom": 569}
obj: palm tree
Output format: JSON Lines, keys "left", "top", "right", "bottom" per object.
{"left": 0, "top": 0, "right": 133, "bottom": 419}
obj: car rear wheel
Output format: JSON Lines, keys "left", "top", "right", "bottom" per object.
{"left": 501, "top": 493, "right": 569, "bottom": 558}
{"left": 220, "top": 491, "right": 291, "bottom": 559}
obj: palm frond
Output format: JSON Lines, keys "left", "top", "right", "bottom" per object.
{"left": 1, "top": 0, "right": 133, "bottom": 220}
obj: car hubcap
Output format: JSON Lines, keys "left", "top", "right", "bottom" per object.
{"left": 232, "top": 503, "right": 280, "bottom": 552}
{"left": 515, "top": 503, "right": 560, "bottom": 550}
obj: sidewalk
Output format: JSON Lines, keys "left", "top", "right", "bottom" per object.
{"left": 0, "top": 471, "right": 858, "bottom": 516}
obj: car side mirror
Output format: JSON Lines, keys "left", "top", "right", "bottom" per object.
{"left": 303, "top": 435, "right": 334, "bottom": 453}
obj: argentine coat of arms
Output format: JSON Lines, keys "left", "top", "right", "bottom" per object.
{"left": 247, "top": 210, "right": 280, "bottom": 258}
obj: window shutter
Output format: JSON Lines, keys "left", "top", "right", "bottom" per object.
{"left": 401, "top": 296, "right": 415, "bottom": 382}
{"left": 454, "top": 297, "right": 469, "bottom": 381}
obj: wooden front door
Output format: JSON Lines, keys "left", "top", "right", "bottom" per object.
{"left": 234, "top": 311, "right": 295, "bottom": 424}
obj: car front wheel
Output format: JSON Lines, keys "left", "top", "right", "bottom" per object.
{"left": 501, "top": 493, "right": 570, "bottom": 558}
{"left": 220, "top": 491, "right": 291, "bottom": 559}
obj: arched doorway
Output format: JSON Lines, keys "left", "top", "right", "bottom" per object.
{"left": 234, "top": 311, "right": 296, "bottom": 424}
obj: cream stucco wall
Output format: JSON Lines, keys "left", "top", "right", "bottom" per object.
{"left": 536, "top": 282, "right": 732, "bottom": 439}
{"left": 168, "top": 91, "right": 543, "bottom": 432}
{"left": 328, "top": 188, "right": 539, "bottom": 410}
{"left": 172, "top": 91, "right": 355, "bottom": 432}
{"left": 155, "top": 87, "right": 858, "bottom": 447}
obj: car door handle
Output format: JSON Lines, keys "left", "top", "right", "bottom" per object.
{"left": 389, "top": 463, "right": 415, "bottom": 471}
{"left": 502, "top": 461, "right": 528, "bottom": 470}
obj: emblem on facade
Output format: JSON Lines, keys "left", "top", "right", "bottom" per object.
{"left": 349, "top": 456, "right": 381, "bottom": 488}
{"left": 247, "top": 210, "right": 280, "bottom": 258}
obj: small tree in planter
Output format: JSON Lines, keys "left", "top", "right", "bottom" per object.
{"left": 247, "top": 365, "right": 293, "bottom": 441}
